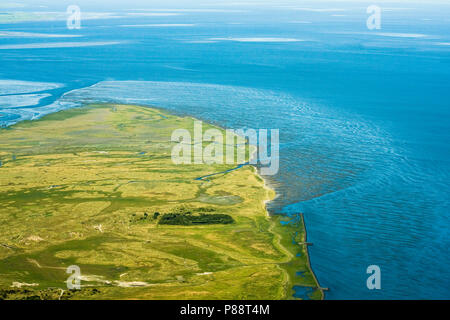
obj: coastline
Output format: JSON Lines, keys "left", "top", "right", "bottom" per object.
{"left": 245, "top": 127, "right": 323, "bottom": 300}
{"left": 207, "top": 118, "right": 323, "bottom": 300}
{"left": 0, "top": 103, "right": 322, "bottom": 300}
{"left": 253, "top": 167, "right": 324, "bottom": 300}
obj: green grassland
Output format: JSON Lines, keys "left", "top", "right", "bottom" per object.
{"left": 0, "top": 104, "right": 322, "bottom": 300}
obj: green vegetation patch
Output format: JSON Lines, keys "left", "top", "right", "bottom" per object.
{"left": 159, "top": 212, "right": 234, "bottom": 226}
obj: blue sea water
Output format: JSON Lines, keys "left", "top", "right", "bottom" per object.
{"left": 0, "top": 1, "right": 449, "bottom": 299}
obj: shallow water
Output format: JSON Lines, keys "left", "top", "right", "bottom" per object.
{"left": 0, "top": 1, "right": 449, "bottom": 299}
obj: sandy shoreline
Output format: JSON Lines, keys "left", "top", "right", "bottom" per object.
{"left": 232, "top": 123, "right": 324, "bottom": 300}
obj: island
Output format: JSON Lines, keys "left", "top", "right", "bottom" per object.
{"left": 0, "top": 104, "right": 322, "bottom": 300}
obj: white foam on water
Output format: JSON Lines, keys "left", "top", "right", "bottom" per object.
{"left": 373, "top": 32, "right": 428, "bottom": 38}
{"left": 0, "top": 41, "right": 125, "bottom": 50}
{"left": 209, "top": 37, "right": 304, "bottom": 42}
{"left": 126, "top": 13, "right": 181, "bottom": 17}
{"left": 293, "top": 8, "right": 347, "bottom": 12}
{"left": 120, "top": 24, "right": 196, "bottom": 28}
{"left": 0, "top": 79, "right": 62, "bottom": 95}
{"left": 0, "top": 93, "right": 50, "bottom": 108}
{"left": 0, "top": 31, "right": 82, "bottom": 38}
{"left": 128, "top": 8, "right": 246, "bottom": 13}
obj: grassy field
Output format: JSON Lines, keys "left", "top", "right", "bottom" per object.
{"left": 0, "top": 104, "right": 322, "bottom": 300}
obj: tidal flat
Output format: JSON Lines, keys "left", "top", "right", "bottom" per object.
{"left": 0, "top": 104, "right": 321, "bottom": 300}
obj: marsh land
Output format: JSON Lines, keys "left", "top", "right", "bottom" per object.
{"left": 0, "top": 104, "right": 321, "bottom": 300}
